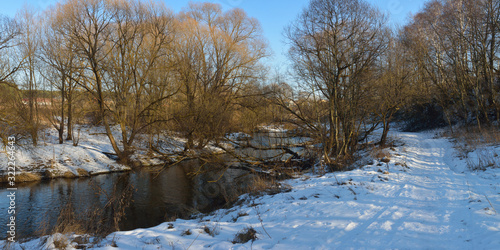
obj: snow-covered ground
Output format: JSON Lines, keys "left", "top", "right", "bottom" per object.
{"left": 4, "top": 130, "right": 500, "bottom": 249}
{"left": 0, "top": 125, "right": 131, "bottom": 181}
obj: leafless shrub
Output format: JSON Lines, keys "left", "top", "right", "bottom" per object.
{"left": 90, "top": 175, "right": 135, "bottom": 234}
{"left": 284, "top": 0, "right": 390, "bottom": 164}
{"left": 370, "top": 146, "right": 391, "bottom": 162}
{"left": 444, "top": 126, "right": 500, "bottom": 171}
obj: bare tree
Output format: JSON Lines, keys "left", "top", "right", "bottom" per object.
{"left": 0, "top": 15, "right": 22, "bottom": 86}
{"left": 404, "top": 0, "right": 500, "bottom": 130}
{"left": 53, "top": 0, "right": 176, "bottom": 162}
{"left": 402, "top": 0, "right": 456, "bottom": 129}
{"left": 55, "top": 0, "right": 120, "bottom": 154}
{"left": 102, "top": 0, "right": 176, "bottom": 160}
{"left": 39, "top": 8, "right": 81, "bottom": 144}
{"left": 285, "top": 0, "right": 389, "bottom": 166}
{"left": 373, "top": 32, "right": 415, "bottom": 146}
{"left": 17, "top": 6, "right": 42, "bottom": 146}
{"left": 172, "top": 2, "right": 268, "bottom": 152}
{"left": 0, "top": 15, "right": 23, "bottom": 145}
{"left": 484, "top": 0, "right": 500, "bottom": 121}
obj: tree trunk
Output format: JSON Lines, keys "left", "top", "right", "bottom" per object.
{"left": 66, "top": 95, "right": 73, "bottom": 141}
{"left": 59, "top": 78, "right": 65, "bottom": 144}
{"left": 95, "top": 70, "right": 124, "bottom": 161}
{"left": 380, "top": 117, "right": 389, "bottom": 147}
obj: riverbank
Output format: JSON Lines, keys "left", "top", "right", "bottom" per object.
{"left": 0, "top": 125, "right": 133, "bottom": 183}
{"left": 4, "top": 129, "right": 499, "bottom": 249}
{"left": 0, "top": 124, "right": 297, "bottom": 183}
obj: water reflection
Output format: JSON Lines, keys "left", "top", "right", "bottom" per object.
{"left": 235, "top": 132, "right": 309, "bottom": 161}
{"left": 0, "top": 165, "right": 192, "bottom": 240}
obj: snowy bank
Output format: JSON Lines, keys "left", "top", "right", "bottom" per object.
{"left": 0, "top": 125, "right": 241, "bottom": 183}
{"left": 3, "top": 130, "right": 499, "bottom": 249}
{"left": 0, "top": 126, "right": 131, "bottom": 183}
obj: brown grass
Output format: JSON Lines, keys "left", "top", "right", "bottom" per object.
{"left": 62, "top": 171, "right": 77, "bottom": 179}
{"left": 76, "top": 168, "right": 90, "bottom": 177}
{"left": 201, "top": 224, "right": 220, "bottom": 237}
{"left": 180, "top": 229, "right": 192, "bottom": 236}
{"left": 17, "top": 172, "right": 43, "bottom": 182}
{"left": 444, "top": 126, "right": 500, "bottom": 170}
{"left": 232, "top": 211, "right": 249, "bottom": 222}
{"left": 369, "top": 146, "right": 391, "bottom": 162}
{"left": 246, "top": 175, "right": 290, "bottom": 197}
{"left": 53, "top": 206, "right": 86, "bottom": 235}
{"left": 445, "top": 126, "right": 500, "bottom": 153}
{"left": 232, "top": 227, "right": 257, "bottom": 244}
{"left": 0, "top": 168, "right": 93, "bottom": 183}
{"left": 0, "top": 172, "right": 42, "bottom": 183}
{"left": 51, "top": 234, "right": 71, "bottom": 249}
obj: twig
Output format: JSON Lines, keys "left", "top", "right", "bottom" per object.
{"left": 186, "top": 232, "right": 201, "bottom": 250}
{"left": 333, "top": 172, "right": 340, "bottom": 185}
{"left": 152, "top": 155, "right": 188, "bottom": 179}
{"left": 254, "top": 206, "right": 271, "bottom": 239}
{"left": 484, "top": 194, "right": 497, "bottom": 214}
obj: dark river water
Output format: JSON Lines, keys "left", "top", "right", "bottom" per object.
{"left": 0, "top": 132, "right": 309, "bottom": 241}
{"left": 0, "top": 165, "right": 192, "bottom": 240}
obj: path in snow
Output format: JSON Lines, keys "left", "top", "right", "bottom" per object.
{"left": 330, "top": 132, "right": 499, "bottom": 249}
{"left": 336, "top": 133, "right": 474, "bottom": 248}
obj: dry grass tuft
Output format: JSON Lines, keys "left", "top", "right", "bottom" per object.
{"left": 51, "top": 234, "right": 71, "bottom": 249}
{"left": 232, "top": 227, "right": 258, "bottom": 244}
{"left": 201, "top": 224, "right": 219, "bottom": 237}
{"left": 46, "top": 203, "right": 86, "bottom": 236}
{"left": 232, "top": 211, "right": 249, "bottom": 222}
{"left": 369, "top": 146, "right": 391, "bottom": 162}
{"left": 76, "top": 168, "right": 90, "bottom": 177}
{"left": 246, "top": 175, "right": 290, "bottom": 197}
{"left": 181, "top": 229, "right": 192, "bottom": 236}
{"left": 62, "top": 171, "right": 77, "bottom": 179}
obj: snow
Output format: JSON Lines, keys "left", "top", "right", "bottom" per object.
{"left": 0, "top": 125, "right": 131, "bottom": 179}
{"left": 258, "top": 125, "right": 287, "bottom": 133}
{"left": 3, "top": 130, "right": 500, "bottom": 249}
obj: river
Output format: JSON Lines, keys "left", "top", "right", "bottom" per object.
{"left": 0, "top": 131, "right": 310, "bottom": 240}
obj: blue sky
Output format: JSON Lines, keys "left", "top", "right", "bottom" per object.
{"left": 1, "top": 0, "right": 427, "bottom": 69}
